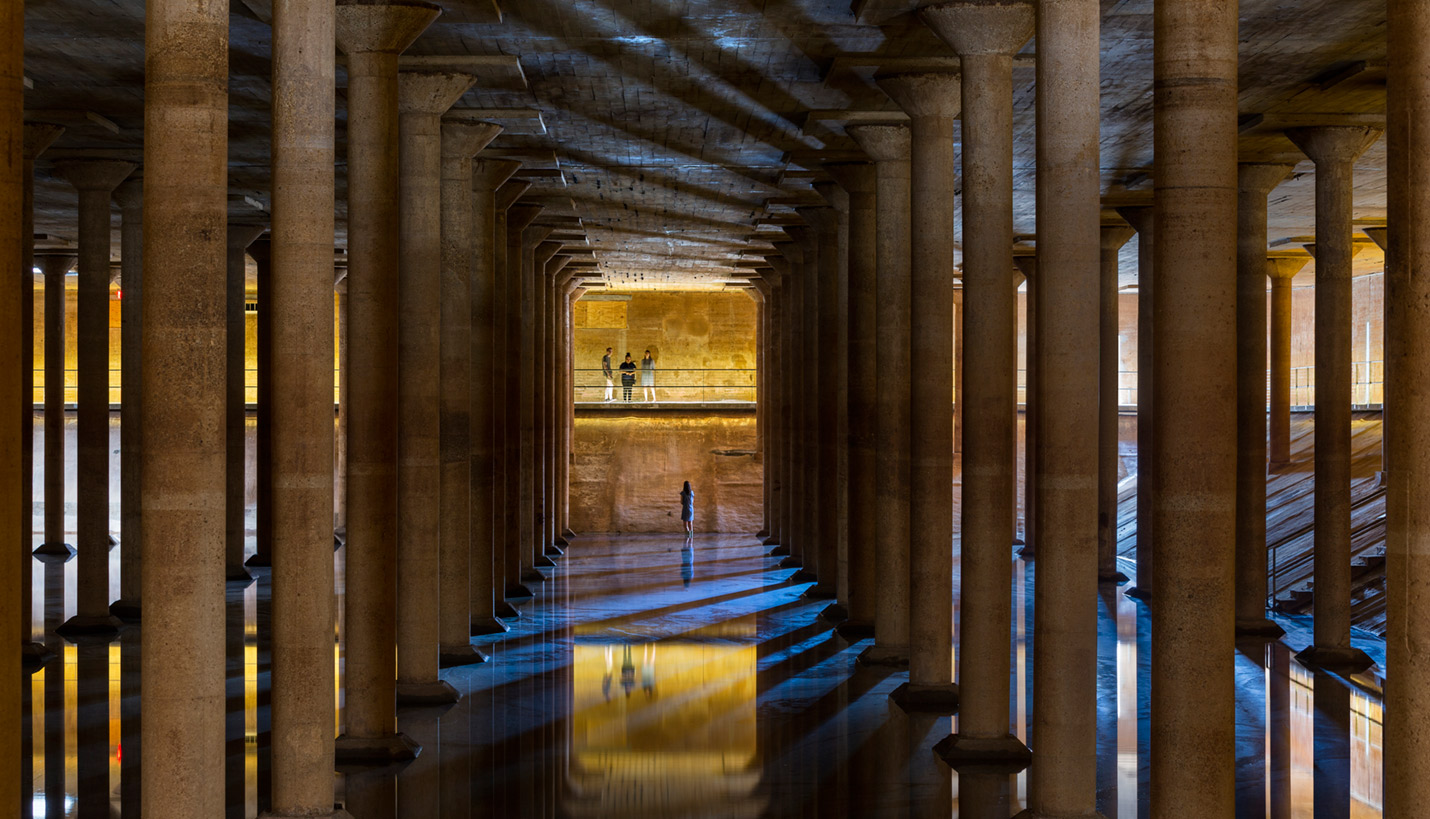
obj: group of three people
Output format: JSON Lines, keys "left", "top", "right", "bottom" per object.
{"left": 601, "top": 347, "right": 657, "bottom": 401}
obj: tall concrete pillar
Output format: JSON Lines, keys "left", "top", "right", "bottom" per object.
{"left": 535, "top": 249, "right": 567, "bottom": 564}
{"left": 1013, "top": 252, "right": 1037, "bottom": 560}
{"left": 1024, "top": 0, "right": 1101, "bottom": 811}
{"left": 523, "top": 237, "right": 558, "bottom": 579}
{"left": 226, "top": 224, "right": 265, "bottom": 585}
{"left": 55, "top": 159, "right": 133, "bottom": 640}
{"left": 826, "top": 162, "right": 877, "bottom": 638}
{"left": 1266, "top": 253, "right": 1309, "bottom": 467}
{"left": 1150, "top": 0, "right": 1240, "bottom": 811}
{"left": 813, "top": 181, "right": 852, "bottom": 617}
{"left": 470, "top": 159, "right": 520, "bottom": 634}
{"left": 0, "top": 17, "right": 22, "bottom": 801}
{"left": 767, "top": 243, "right": 804, "bottom": 569}
{"left": 849, "top": 123, "right": 912, "bottom": 667}
{"left": 1097, "top": 222, "right": 1133, "bottom": 583}
{"left": 507, "top": 204, "right": 544, "bottom": 599}
{"left": 1115, "top": 204, "right": 1154, "bottom": 599}
{"left": 36, "top": 254, "right": 76, "bottom": 565}
{"left": 393, "top": 70, "right": 474, "bottom": 708}
{"left": 921, "top": 0, "right": 1033, "bottom": 762}
{"left": 545, "top": 257, "right": 572, "bottom": 557}
{"left": 333, "top": 0, "right": 440, "bottom": 763}
{"left": 795, "top": 206, "right": 841, "bottom": 602}
{"left": 783, "top": 225, "right": 821, "bottom": 584}
{"left": 111, "top": 178, "right": 143, "bottom": 620}
{"left": 1285, "top": 124, "right": 1382, "bottom": 672}
{"left": 496, "top": 189, "right": 534, "bottom": 609}
{"left": 437, "top": 120, "right": 500, "bottom": 667}
{"left": 875, "top": 70, "right": 961, "bottom": 711}
{"left": 1384, "top": 1, "right": 1430, "bottom": 809}
{"left": 261, "top": 0, "right": 344, "bottom": 811}
{"left": 139, "top": 0, "right": 229, "bottom": 809}
{"left": 1235, "top": 163, "right": 1294, "bottom": 638}
{"left": 20, "top": 125, "right": 64, "bottom": 666}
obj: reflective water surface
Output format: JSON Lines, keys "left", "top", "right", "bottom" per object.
{"left": 23, "top": 529, "right": 1385, "bottom": 818}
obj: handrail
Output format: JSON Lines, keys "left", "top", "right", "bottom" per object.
{"left": 32, "top": 367, "right": 342, "bottom": 405}
{"left": 574, "top": 367, "right": 755, "bottom": 403}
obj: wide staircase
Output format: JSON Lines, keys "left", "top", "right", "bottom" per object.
{"left": 1114, "top": 411, "right": 1389, "bottom": 635}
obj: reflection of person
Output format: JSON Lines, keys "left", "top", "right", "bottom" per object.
{"left": 602, "top": 347, "right": 614, "bottom": 402}
{"left": 681, "top": 544, "right": 693, "bottom": 588}
{"left": 680, "top": 480, "right": 694, "bottom": 538}
{"left": 640, "top": 349, "right": 656, "bottom": 401}
{"left": 619, "top": 353, "right": 637, "bottom": 401}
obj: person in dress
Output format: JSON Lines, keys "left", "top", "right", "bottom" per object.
{"left": 640, "top": 349, "right": 656, "bottom": 402}
{"left": 680, "top": 480, "right": 694, "bottom": 539}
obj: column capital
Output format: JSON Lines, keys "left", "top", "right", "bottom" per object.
{"left": 37, "top": 254, "right": 76, "bottom": 277}
{"left": 474, "top": 158, "right": 522, "bottom": 192}
{"left": 56, "top": 158, "right": 135, "bottom": 192}
{"left": 920, "top": 1, "right": 1034, "bottom": 57}
{"left": 782, "top": 224, "right": 816, "bottom": 250}
{"left": 1237, "top": 162, "right": 1295, "bottom": 196}
{"left": 763, "top": 255, "right": 790, "bottom": 275}
{"left": 440, "top": 119, "right": 502, "bottom": 160}
{"left": 508, "top": 203, "right": 543, "bottom": 233}
{"left": 1284, "top": 124, "right": 1383, "bottom": 166}
{"left": 769, "top": 238, "right": 802, "bottom": 265}
{"left": 246, "top": 236, "right": 272, "bottom": 267}
{"left": 227, "top": 222, "right": 268, "bottom": 251}
{"left": 495, "top": 178, "right": 532, "bottom": 210}
{"left": 111, "top": 176, "right": 143, "bottom": 210}
{"left": 1100, "top": 221, "right": 1135, "bottom": 251}
{"left": 1012, "top": 252, "right": 1036, "bottom": 280}
{"left": 397, "top": 71, "right": 475, "bottom": 116}
{"left": 811, "top": 182, "right": 848, "bottom": 212}
{"left": 1362, "top": 225, "right": 1388, "bottom": 251}
{"left": 23, "top": 122, "right": 65, "bottom": 161}
{"left": 794, "top": 205, "right": 838, "bottom": 232}
{"left": 335, "top": 0, "right": 440, "bottom": 56}
{"left": 520, "top": 221, "right": 553, "bottom": 250}
{"left": 1266, "top": 253, "right": 1311, "bottom": 281}
{"left": 875, "top": 71, "right": 961, "bottom": 119}
{"left": 825, "top": 161, "right": 875, "bottom": 196}
{"left": 1116, "top": 203, "right": 1153, "bottom": 236}
{"left": 535, "top": 241, "right": 562, "bottom": 268}
{"left": 847, "top": 122, "right": 910, "bottom": 162}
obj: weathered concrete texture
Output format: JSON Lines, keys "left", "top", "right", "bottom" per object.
{"left": 570, "top": 413, "right": 761, "bottom": 534}
{"left": 111, "top": 177, "right": 141, "bottom": 620}
{"left": 1266, "top": 254, "right": 1310, "bottom": 467}
{"left": 1, "top": 2, "right": 22, "bottom": 803}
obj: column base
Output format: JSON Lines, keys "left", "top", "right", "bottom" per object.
{"left": 933, "top": 733, "right": 1031, "bottom": 772}
{"left": 108, "top": 599, "right": 142, "bottom": 623}
{"left": 21, "top": 641, "right": 55, "bottom": 673}
{"left": 471, "top": 616, "right": 511, "bottom": 635}
{"left": 1016, "top": 543, "right": 1034, "bottom": 558}
{"left": 227, "top": 566, "right": 256, "bottom": 587}
{"left": 802, "top": 583, "right": 837, "bottom": 600}
{"left": 777, "top": 555, "right": 802, "bottom": 569}
{"left": 335, "top": 534, "right": 345, "bottom": 552}
{"left": 767, "top": 542, "right": 787, "bottom": 555}
{"left": 544, "top": 542, "right": 564, "bottom": 557}
{"left": 756, "top": 529, "right": 769, "bottom": 539}
{"left": 244, "top": 552, "right": 273, "bottom": 569}
{"left": 494, "top": 600, "right": 522, "bottom": 619}
{"left": 1124, "top": 585, "right": 1151, "bottom": 601}
{"left": 789, "top": 568, "right": 818, "bottom": 584}
{"left": 1097, "top": 570, "right": 1130, "bottom": 585}
{"left": 1295, "top": 644, "right": 1375, "bottom": 673}
{"left": 1011, "top": 537, "right": 1024, "bottom": 547}
{"left": 889, "top": 681, "right": 960, "bottom": 714}
{"left": 334, "top": 733, "right": 420, "bottom": 767}
{"left": 32, "top": 542, "right": 75, "bottom": 563}
{"left": 505, "top": 582, "right": 536, "bottom": 600}
{"left": 534, "top": 553, "right": 557, "bottom": 568}
{"left": 1235, "top": 617, "right": 1286, "bottom": 640}
{"left": 439, "top": 644, "right": 489, "bottom": 668}
{"left": 835, "top": 620, "right": 875, "bottom": 642}
{"left": 108, "top": 534, "right": 119, "bottom": 551}
{"left": 520, "top": 567, "right": 547, "bottom": 583}
{"left": 819, "top": 602, "right": 848, "bottom": 623}
{"left": 553, "top": 535, "right": 570, "bottom": 548}
{"left": 857, "top": 643, "right": 909, "bottom": 667}
{"left": 56, "top": 614, "right": 123, "bottom": 642}
{"left": 396, "top": 680, "right": 461, "bottom": 708}
{"left": 261, "top": 810, "right": 355, "bottom": 819}
{"left": 562, "top": 528, "right": 578, "bottom": 539}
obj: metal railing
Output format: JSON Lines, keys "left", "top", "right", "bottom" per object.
{"left": 1288, "top": 361, "right": 1384, "bottom": 407}
{"left": 574, "top": 368, "right": 756, "bottom": 403}
{"left": 32, "top": 367, "right": 343, "bottom": 406}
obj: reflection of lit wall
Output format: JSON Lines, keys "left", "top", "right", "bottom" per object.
{"left": 566, "top": 642, "right": 763, "bottom": 817}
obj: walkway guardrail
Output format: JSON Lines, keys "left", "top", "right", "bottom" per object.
{"left": 574, "top": 367, "right": 756, "bottom": 404}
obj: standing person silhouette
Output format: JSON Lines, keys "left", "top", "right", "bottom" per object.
{"left": 601, "top": 347, "right": 614, "bottom": 401}
{"left": 640, "top": 349, "right": 656, "bottom": 402}
{"left": 680, "top": 480, "right": 695, "bottom": 540}
{"left": 619, "top": 352, "right": 637, "bottom": 401}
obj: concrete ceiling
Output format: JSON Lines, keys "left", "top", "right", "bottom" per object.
{"left": 22, "top": 0, "right": 1391, "bottom": 290}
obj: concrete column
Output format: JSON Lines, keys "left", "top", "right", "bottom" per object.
{"left": 814, "top": 181, "right": 851, "bottom": 618}
{"left": 921, "top": 0, "right": 1033, "bottom": 762}
{"left": 1150, "top": 0, "right": 1240, "bottom": 811}
{"left": 394, "top": 70, "right": 473, "bottom": 706}
{"left": 0, "top": 20, "right": 22, "bottom": 802}
{"left": 1098, "top": 221, "right": 1133, "bottom": 583}
{"left": 1285, "top": 124, "right": 1382, "bottom": 672}
{"left": 1266, "top": 254, "right": 1309, "bottom": 467}
{"left": 55, "top": 159, "right": 133, "bottom": 640}
{"left": 783, "top": 225, "right": 821, "bottom": 584}
{"left": 761, "top": 266, "right": 784, "bottom": 549}
{"left": 497, "top": 188, "right": 534, "bottom": 609}
{"left": 260, "top": 0, "right": 344, "bottom": 810}
{"left": 248, "top": 238, "right": 275, "bottom": 569}
{"left": 470, "top": 160, "right": 520, "bottom": 634}
{"left": 110, "top": 178, "right": 144, "bottom": 620}
{"left": 333, "top": 0, "right": 440, "bottom": 763}
{"left": 848, "top": 124, "right": 912, "bottom": 666}
{"left": 1116, "top": 204, "right": 1154, "bottom": 599}
{"left": 1235, "top": 163, "right": 1294, "bottom": 638}
{"left": 20, "top": 125, "right": 64, "bottom": 666}
{"left": 523, "top": 237, "right": 558, "bottom": 578}
{"left": 826, "top": 162, "right": 877, "bottom": 638}
{"left": 36, "top": 254, "right": 75, "bottom": 564}
{"left": 768, "top": 243, "right": 804, "bottom": 569}
{"left": 507, "top": 205, "right": 543, "bottom": 599}
{"left": 795, "top": 206, "right": 841, "bottom": 604}
{"left": 226, "top": 224, "right": 265, "bottom": 585}
{"left": 1013, "top": 253, "right": 1037, "bottom": 560}
{"left": 139, "top": 0, "right": 228, "bottom": 809}
{"left": 535, "top": 249, "right": 567, "bottom": 564}
{"left": 545, "top": 258, "right": 572, "bottom": 557}
{"left": 1025, "top": 0, "right": 1102, "bottom": 810}
{"left": 876, "top": 70, "right": 961, "bottom": 711}
{"left": 1384, "top": 1, "right": 1430, "bottom": 808}
{"left": 437, "top": 121, "right": 500, "bottom": 667}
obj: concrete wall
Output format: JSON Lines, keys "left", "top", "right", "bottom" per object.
{"left": 570, "top": 411, "right": 761, "bottom": 534}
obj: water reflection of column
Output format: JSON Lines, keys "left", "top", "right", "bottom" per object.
{"left": 1234, "top": 642, "right": 1271, "bottom": 818}
{"left": 396, "top": 707, "right": 441, "bottom": 818}
{"left": 41, "top": 561, "right": 64, "bottom": 818}
{"left": 1311, "top": 670, "right": 1351, "bottom": 818}
{"left": 438, "top": 694, "right": 471, "bottom": 816}
{"left": 120, "top": 626, "right": 142, "bottom": 816}
{"left": 225, "top": 587, "right": 247, "bottom": 818}
{"left": 1268, "top": 643, "right": 1292, "bottom": 818}
{"left": 344, "top": 770, "right": 396, "bottom": 819}
{"left": 960, "top": 771, "right": 1014, "bottom": 817}
{"left": 1095, "top": 588, "right": 1119, "bottom": 813}
{"left": 76, "top": 640, "right": 109, "bottom": 818}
